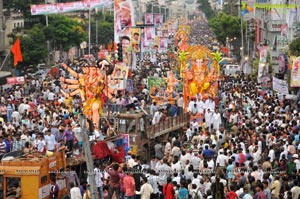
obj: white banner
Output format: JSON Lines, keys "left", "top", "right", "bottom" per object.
{"left": 31, "top": 0, "right": 111, "bottom": 15}
{"left": 272, "top": 76, "right": 289, "bottom": 94}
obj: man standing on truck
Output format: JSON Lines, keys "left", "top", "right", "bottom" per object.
{"left": 45, "top": 129, "right": 56, "bottom": 152}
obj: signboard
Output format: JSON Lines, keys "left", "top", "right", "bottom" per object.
{"left": 6, "top": 76, "right": 25, "bottom": 85}
{"left": 291, "top": 56, "right": 300, "bottom": 87}
{"left": 272, "top": 76, "right": 289, "bottom": 94}
{"left": 268, "top": 20, "right": 286, "bottom": 32}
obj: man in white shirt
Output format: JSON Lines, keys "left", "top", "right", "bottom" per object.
{"left": 44, "top": 130, "right": 56, "bottom": 152}
{"left": 293, "top": 154, "right": 300, "bottom": 173}
{"left": 186, "top": 126, "right": 192, "bottom": 141}
{"left": 47, "top": 90, "right": 55, "bottom": 101}
{"left": 212, "top": 108, "right": 222, "bottom": 131}
{"left": 196, "top": 95, "right": 204, "bottom": 114}
{"left": 268, "top": 145, "right": 275, "bottom": 163}
{"left": 152, "top": 109, "right": 162, "bottom": 125}
{"left": 216, "top": 149, "right": 228, "bottom": 167}
{"left": 136, "top": 176, "right": 153, "bottom": 199}
{"left": 70, "top": 182, "right": 82, "bottom": 199}
{"left": 205, "top": 109, "right": 213, "bottom": 132}
{"left": 92, "top": 163, "right": 103, "bottom": 199}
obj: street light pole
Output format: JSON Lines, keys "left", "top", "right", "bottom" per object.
{"left": 239, "top": 0, "right": 244, "bottom": 60}
{"left": 88, "top": 9, "right": 91, "bottom": 55}
{"left": 79, "top": 114, "right": 98, "bottom": 199}
{"left": 45, "top": 0, "right": 50, "bottom": 66}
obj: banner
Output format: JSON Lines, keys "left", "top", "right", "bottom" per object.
{"left": 154, "top": 14, "right": 163, "bottom": 26}
{"left": 130, "top": 28, "right": 140, "bottom": 44}
{"left": 108, "top": 64, "right": 129, "bottom": 90}
{"left": 257, "top": 62, "right": 269, "bottom": 80}
{"left": 145, "top": 13, "right": 153, "bottom": 24}
{"left": 280, "top": 24, "right": 288, "bottom": 37}
{"left": 130, "top": 28, "right": 140, "bottom": 53}
{"left": 112, "top": 64, "right": 129, "bottom": 80}
{"left": 31, "top": 4, "right": 59, "bottom": 15}
{"left": 272, "top": 76, "right": 289, "bottom": 94}
{"left": 6, "top": 76, "right": 25, "bottom": 85}
{"left": 159, "top": 37, "right": 168, "bottom": 52}
{"left": 291, "top": 56, "right": 300, "bottom": 87}
{"left": 114, "top": 0, "right": 135, "bottom": 43}
{"left": 259, "top": 46, "right": 268, "bottom": 62}
{"left": 31, "top": 0, "right": 111, "bottom": 15}
{"left": 84, "top": 0, "right": 112, "bottom": 9}
{"left": 144, "top": 27, "right": 155, "bottom": 46}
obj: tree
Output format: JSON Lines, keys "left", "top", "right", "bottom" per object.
{"left": 289, "top": 39, "right": 300, "bottom": 57}
{"left": 45, "top": 15, "right": 87, "bottom": 51}
{"left": 289, "top": 23, "right": 300, "bottom": 56}
{"left": 91, "top": 21, "right": 114, "bottom": 46}
{"left": 9, "top": 24, "right": 47, "bottom": 70}
{"left": 197, "top": 0, "right": 216, "bottom": 19}
{"left": 90, "top": 12, "right": 114, "bottom": 45}
{"left": 208, "top": 13, "right": 244, "bottom": 45}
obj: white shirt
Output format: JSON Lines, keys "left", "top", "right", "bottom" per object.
{"left": 48, "top": 92, "right": 55, "bottom": 101}
{"left": 148, "top": 175, "right": 159, "bottom": 194}
{"left": 152, "top": 111, "right": 162, "bottom": 125}
{"left": 268, "top": 149, "right": 275, "bottom": 163}
{"left": 216, "top": 154, "right": 228, "bottom": 167}
{"left": 136, "top": 182, "right": 153, "bottom": 199}
{"left": 93, "top": 168, "right": 103, "bottom": 187}
{"left": 35, "top": 139, "right": 46, "bottom": 153}
{"left": 44, "top": 134, "right": 56, "bottom": 151}
{"left": 295, "top": 159, "right": 300, "bottom": 173}
{"left": 196, "top": 100, "right": 204, "bottom": 113}
{"left": 70, "top": 186, "right": 82, "bottom": 199}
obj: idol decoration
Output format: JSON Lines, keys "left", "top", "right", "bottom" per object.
{"left": 60, "top": 59, "right": 116, "bottom": 133}
{"left": 175, "top": 25, "right": 220, "bottom": 111}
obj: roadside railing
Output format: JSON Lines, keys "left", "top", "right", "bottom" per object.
{"left": 146, "top": 113, "right": 189, "bottom": 139}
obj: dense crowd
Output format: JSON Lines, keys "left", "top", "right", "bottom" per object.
{"left": 1, "top": 17, "right": 300, "bottom": 199}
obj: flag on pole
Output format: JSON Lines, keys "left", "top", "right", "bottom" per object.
{"left": 11, "top": 38, "right": 23, "bottom": 67}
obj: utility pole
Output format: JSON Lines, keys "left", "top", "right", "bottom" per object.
{"left": 79, "top": 114, "right": 98, "bottom": 199}
{"left": 88, "top": 9, "right": 91, "bottom": 55}
{"left": 239, "top": 0, "right": 244, "bottom": 61}
{"left": 45, "top": 0, "right": 50, "bottom": 66}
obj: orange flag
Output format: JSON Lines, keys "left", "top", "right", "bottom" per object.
{"left": 11, "top": 38, "right": 23, "bottom": 67}
{"left": 107, "top": 44, "right": 112, "bottom": 52}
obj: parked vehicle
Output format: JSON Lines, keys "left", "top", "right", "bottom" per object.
{"left": 0, "top": 148, "right": 68, "bottom": 199}
{"left": 223, "top": 64, "right": 241, "bottom": 76}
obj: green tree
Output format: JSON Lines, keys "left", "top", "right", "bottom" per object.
{"left": 45, "top": 15, "right": 87, "bottom": 51}
{"left": 289, "top": 23, "right": 300, "bottom": 56}
{"left": 208, "top": 13, "right": 244, "bottom": 44}
{"left": 91, "top": 21, "right": 114, "bottom": 46}
{"left": 197, "top": 0, "right": 216, "bottom": 19}
{"left": 289, "top": 39, "right": 300, "bottom": 56}
{"left": 9, "top": 24, "right": 47, "bottom": 70}
{"left": 90, "top": 12, "right": 114, "bottom": 45}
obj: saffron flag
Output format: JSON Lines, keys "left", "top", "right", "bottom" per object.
{"left": 11, "top": 38, "right": 23, "bottom": 67}
{"left": 241, "top": 2, "right": 253, "bottom": 16}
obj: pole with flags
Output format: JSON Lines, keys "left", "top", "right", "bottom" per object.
{"left": 11, "top": 38, "right": 23, "bottom": 67}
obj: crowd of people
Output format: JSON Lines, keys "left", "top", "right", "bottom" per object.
{"left": 0, "top": 15, "right": 300, "bottom": 199}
